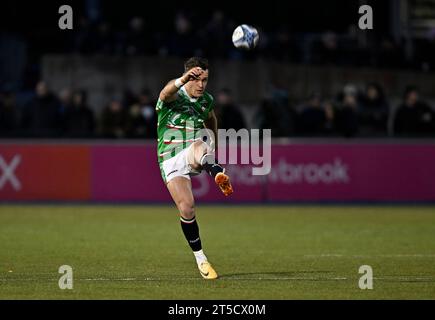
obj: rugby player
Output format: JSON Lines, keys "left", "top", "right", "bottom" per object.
{"left": 156, "top": 57, "right": 233, "bottom": 279}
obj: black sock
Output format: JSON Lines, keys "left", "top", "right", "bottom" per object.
{"left": 180, "top": 216, "right": 202, "bottom": 252}
{"left": 200, "top": 154, "right": 224, "bottom": 178}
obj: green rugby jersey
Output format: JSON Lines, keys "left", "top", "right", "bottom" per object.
{"left": 156, "top": 87, "right": 214, "bottom": 163}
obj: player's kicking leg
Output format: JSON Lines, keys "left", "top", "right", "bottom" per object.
{"left": 166, "top": 176, "right": 218, "bottom": 280}
{"left": 189, "top": 140, "right": 233, "bottom": 196}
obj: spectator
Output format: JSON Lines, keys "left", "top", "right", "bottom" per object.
{"left": 376, "top": 37, "right": 405, "bottom": 68}
{"left": 126, "top": 103, "right": 147, "bottom": 139}
{"left": 358, "top": 83, "right": 389, "bottom": 136}
{"left": 21, "top": 81, "right": 62, "bottom": 137}
{"left": 122, "top": 88, "right": 138, "bottom": 109}
{"left": 257, "top": 85, "right": 296, "bottom": 137}
{"left": 58, "top": 88, "right": 73, "bottom": 112}
{"left": 393, "top": 86, "right": 435, "bottom": 137}
{"left": 268, "top": 27, "right": 297, "bottom": 62}
{"left": 123, "top": 17, "right": 152, "bottom": 56}
{"left": 71, "top": 16, "right": 94, "bottom": 54}
{"left": 100, "top": 98, "right": 127, "bottom": 138}
{"left": 93, "top": 21, "right": 115, "bottom": 55}
{"left": 0, "top": 91, "right": 18, "bottom": 137}
{"left": 57, "top": 87, "right": 72, "bottom": 134}
{"left": 323, "top": 100, "right": 336, "bottom": 134}
{"left": 215, "top": 88, "right": 246, "bottom": 131}
{"left": 298, "top": 92, "right": 334, "bottom": 136}
{"left": 138, "top": 89, "right": 157, "bottom": 138}
{"left": 167, "top": 12, "right": 201, "bottom": 57}
{"left": 335, "top": 85, "right": 359, "bottom": 137}
{"left": 201, "top": 10, "right": 231, "bottom": 59}
{"left": 312, "top": 31, "right": 339, "bottom": 65}
{"left": 63, "top": 90, "right": 95, "bottom": 138}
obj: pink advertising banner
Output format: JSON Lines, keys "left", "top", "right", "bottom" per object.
{"left": 90, "top": 143, "right": 435, "bottom": 202}
{"left": 1, "top": 142, "right": 435, "bottom": 202}
{"left": 91, "top": 145, "right": 169, "bottom": 201}
{"left": 265, "top": 144, "right": 435, "bottom": 201}
{"left": 90, "top": 145, "right": 264, "bottom": 202}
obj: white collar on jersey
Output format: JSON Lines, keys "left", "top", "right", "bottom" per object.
{"left": 181, "top": 86, "right": 198, "bottom": 103}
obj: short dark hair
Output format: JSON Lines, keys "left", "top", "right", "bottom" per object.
{"left": 184, "top": 57, "right": 209, "bottom": 73}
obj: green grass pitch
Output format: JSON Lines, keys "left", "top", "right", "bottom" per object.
{"left": 0, "top": 205, "right": 434, "bottom": 299}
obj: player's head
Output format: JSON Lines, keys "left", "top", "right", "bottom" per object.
{"left": 183, "top": 57, "right": 209, "bottom": 98}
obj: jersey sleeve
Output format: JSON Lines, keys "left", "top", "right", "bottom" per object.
{"left": 155, "top": 98, "right": 164, "bottom": 112}
{"left": 155, "top": 94, "right": 179, "bottom": 112}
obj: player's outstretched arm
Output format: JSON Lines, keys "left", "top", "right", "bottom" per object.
{"left": 158, "top": 79, "right": 179, "bottom": 103}
{"left": 159, "top": 67, "right": 204, "bottom": 102}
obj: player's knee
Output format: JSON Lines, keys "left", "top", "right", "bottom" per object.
{"left": 178, "top": 201, "right": 195, "bottom": 219}
{"left": 193, "top": 140, "right": 208, "bottom": 157}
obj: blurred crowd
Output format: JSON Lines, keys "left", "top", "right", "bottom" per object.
{"left": 1, "top": 2, "right": 435, "bottom": 139}
{"left": 0, "top": 82, "right": 157, "bottom": 139}
{"left": 50, "top": 12, "right": 435, "bottom": 71}
{"left": 4, "top": 5, "right": 435, "bottom": 71}
{"left": 256, "top": 83, "right": 435, "bottom": 138}
{"left": 1, "top": 80, "right": 434, "bottom": 139}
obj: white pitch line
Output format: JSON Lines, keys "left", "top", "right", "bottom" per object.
{"left": 81, "top": 277, "right": 349, "bottom": 281}
{"left": 2, "top": 276, "right": 434, "bottom": 282}
{"left": 0, "top": 276, "right": 348, "bottom": 282}
{"left": 373, "top": 276, "right": 435, "bottom": 280}
{"left": 378, "top": 254, "right": 435, "bottom": 258}
{"left": 304, "top": 254, "right": 435, "bottom": 258}
{"left": 304, "top": 255, "right": 335, "bottom": 258}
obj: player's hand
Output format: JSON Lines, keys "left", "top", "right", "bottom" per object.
{"left": 181, "top": 67, "right": 203, "bottom": 84}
